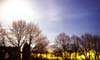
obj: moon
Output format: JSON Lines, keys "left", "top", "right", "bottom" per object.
{"left": 0, "top": 0, "right": 40, "bottom": 26}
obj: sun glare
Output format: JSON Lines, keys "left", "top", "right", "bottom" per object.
{"left": 0, "top": 0, "right": 40, "bottom": 25}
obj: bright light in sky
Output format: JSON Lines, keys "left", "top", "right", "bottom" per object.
{"left": 0, "top": 0, "right": 60, "bottom": 42}
{"left": 0, "top": 0, "right": 40, "bottom": 25}
{"left": 0, "top": 0, "right": 100, "bottom": 43}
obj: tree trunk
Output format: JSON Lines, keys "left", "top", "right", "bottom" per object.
{"left": 95, "top": 51, "right": 97, "bottom": 60}
{"left": 89, "top": 51, "right": 90, "bottom": 60}
{"left": 75, "top": 51, "right": 77, "bottom": 60}
{"left": 96, "top": 52, "right": 99, "bottom": 60}
{"left": 17, "top": 47, "right": 20, "bottom": 60}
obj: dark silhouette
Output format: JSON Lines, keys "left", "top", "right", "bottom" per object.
{"left": 32, "top": 37, "right": 49, "bottom": 59}
{"left": 93, "top": 35, "right": 100, "bottom": 60}
{"left": 22, "top": 43, "right": 30, "bottom": 60}
{"left": 54, "top": 32, "right": 70, "bottom": 59}
{"left": 81, "top": 33, "right": 93, "bottom": 60}
{"left": 6, "top": 20, "right": 48, "bottom": 60}
{"left": 0, "top": 20, "right": 100, "bottom": 60}
{"left": 0, "top": 46, "right": 18, "bottom": 60}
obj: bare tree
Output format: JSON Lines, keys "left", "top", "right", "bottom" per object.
{"left": 93, "top": 35, "right": 100, "bottom": 60}
{"left": 32, "top": 35, "right": 49, "bottom": 59}
{"left": 54, "top": 32, "right": 70, "bottom": 59}
{"left": 51, "top": 44, "right": 64, "bottom": 60}
{"left": 8, "top": 20, "right": 27, "bottom": 47}
{"left": 25, "top": 22, "right": 50, "bottom": 59}
{"left": 35, "top": 37, "right": 49, "bottom": 53}
{"left": 26, "top": 22, "right": 41, "bottom": 48}
{"left": 26, "top": 22, "right": 49, "bottom": 58}
{"left": 7, "top": 20, "right": 27, "bottom": 60}
{"left": 0, "top": 24, "right": 6, "bottom": 46}
{"left": 81, "top": 33, "right": 93, "bottom": 60}
{"left": 70, "top": 35, "right": 84, "bottom": 60}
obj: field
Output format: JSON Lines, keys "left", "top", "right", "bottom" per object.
{"left": 29, "top": 50, "right": 100, "bottom": 60}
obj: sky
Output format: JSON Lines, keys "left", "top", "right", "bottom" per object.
{"left": 0, "top": 0, "right": 100, "bottom": 42}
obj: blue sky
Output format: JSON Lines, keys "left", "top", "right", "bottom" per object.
{"left": 35, "top": 0, "right": 100, "bottom": 41}
{"left": 0, "top": 0, "right": 100, "bottom": 42}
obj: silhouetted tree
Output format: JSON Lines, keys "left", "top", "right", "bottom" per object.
{"left": 81, "top": 33, "right": 93, "bottom": 60}
{"left": 71, "top": 35, "right": 84, "bottom": 60}
{"left": 7, "top": 20, "right": 27, "bottom": 60}
{"left": 22, "top": 43, "right": 30, "bottom": 60}
{"left": 54, "top": 32, "right": 70, "bottom": 59}
{"left": 26, "top": 22, "right": 49, "bottom": 59}
{"left": 32, "top": 36, "right": 49, "bottom": 59}
{"left": 93, "top": 35, "right": 100, "bottom": 60}
{"left": 26, "top": 22, "right": 41, "bottom": 51}
{"left": 0, "top": 24, "right": 6, "bottom": 46}
{"left": 52, "top": 44, "right": 63, "bottom": 59}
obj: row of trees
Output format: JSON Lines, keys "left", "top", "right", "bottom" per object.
{"left": 52, "top": 32, "right": 100, "bottom": 60}
{"left": 0, "top": 20, "right": 100, "bottom": 60}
